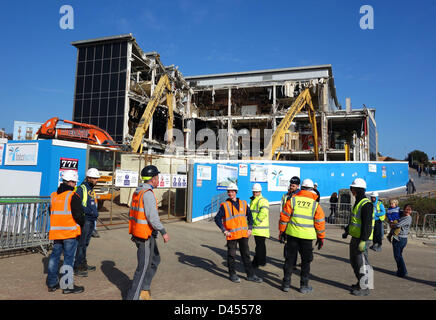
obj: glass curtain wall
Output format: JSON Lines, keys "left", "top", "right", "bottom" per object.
{"left": 73, "top": 41, "right": 128, "bottom": 143}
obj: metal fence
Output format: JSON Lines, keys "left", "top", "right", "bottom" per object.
{"left": 320, "top": 201, "right": 352, "bottom": 226}
{"left": 0, "top": 197, "right": 52, "bottom": 256}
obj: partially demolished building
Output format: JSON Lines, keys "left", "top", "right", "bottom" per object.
{"left": 71, "top": 34, "right": 377, "bottom": 161}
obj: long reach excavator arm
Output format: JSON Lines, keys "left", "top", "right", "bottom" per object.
{"left": 130, "top": 74, "right": 174, "bottom": 153}
{"left": 263, "top": 88, "right": 319, "bottom": 160}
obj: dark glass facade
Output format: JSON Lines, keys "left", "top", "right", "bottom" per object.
{"left": 368, "top": 118, "right": 377, "bottom": 161}
{"left": 73, "top": 41, "right": 128, "bottom": 143}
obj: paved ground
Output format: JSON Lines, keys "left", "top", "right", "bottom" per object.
{"left": 1, "top": 203, "right": 435, "bottom": 301}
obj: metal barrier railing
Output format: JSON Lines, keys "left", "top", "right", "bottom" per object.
{"left": 0, "top": 197, "right": 52, "bottom": 256}
{"left": 320, "top": 202, "right": 352, "bottom": 226}
{"left": 422, "top": 214, "right": 436, "bottom": 235}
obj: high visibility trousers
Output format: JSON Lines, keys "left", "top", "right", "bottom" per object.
{"left": 126, "top": 236, "right": 160, "bottom": 300}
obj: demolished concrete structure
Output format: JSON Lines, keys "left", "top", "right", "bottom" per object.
{"left": 71, "top": 34, "right": 377, "bottom": 161}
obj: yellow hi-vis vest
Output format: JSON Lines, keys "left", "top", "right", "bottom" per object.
{"left": 285, "top": 195, "right": 318, "bottom": 240}
{"left": 250, "top": 195, "right": 270, "bottom": 238}
{"left": 349, "top": 198, "right": 375, "bottom": 240}
{"left": 375, "top": 200, "right": 385, "bottom": 221}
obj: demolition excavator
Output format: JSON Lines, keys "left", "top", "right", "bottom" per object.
{"left": 35, "top": 117, "right": 117, "bottom": 147}
{"left": 263, "top": 87, "right": 319, "bottom": 160}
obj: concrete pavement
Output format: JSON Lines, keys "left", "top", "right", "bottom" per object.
{"left": 0, "top": 204, "right": 435, "bottom": 300}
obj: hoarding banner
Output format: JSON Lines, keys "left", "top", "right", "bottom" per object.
{"left": 267, "top": 165, "right": 300, "bottom": 192}
{"left": 5, "top": 143, "right": 38, "bottom": 166}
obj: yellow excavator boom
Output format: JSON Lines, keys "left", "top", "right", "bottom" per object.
{"left": 131, "top": 74, "right": 172, "bottom": 153}
{"left": 263, "top": 88, "right": 319, "bottom": 160}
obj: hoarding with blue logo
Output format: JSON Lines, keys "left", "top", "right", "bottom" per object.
{"left": 188, "top": 159, "right": 409, "bottom": 222}
{"left": 0, "top": 139, "right": 87, "bottom": 196}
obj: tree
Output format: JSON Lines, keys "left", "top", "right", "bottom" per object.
{"left": 407, "top": 150, "right": 428, "bottom": 166}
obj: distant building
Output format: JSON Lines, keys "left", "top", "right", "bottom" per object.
{"left": 13, "top": 121, "right": 72, "bottom": 141}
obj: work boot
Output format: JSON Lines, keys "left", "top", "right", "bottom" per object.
{"left": 62, "top": 285, "right": 85, "bottom": 294}
{"left": 281, "top": 279, "right": 290, "bottom": 292}
{"left": 85, "top": 264, "right": 97, "bottom": 272}
{"left": 375, "top": 245, "right": 382, "bottom": 252}
{"left": 74, "top": 267, "right": 88, "bottom": 277}
{"left": 369, "top": 244, "right": 377, "bottom": 251}
{"left": 229, "top": 274, "right": 241, "bottom": 283}
{"left": 299, "top": 285, "right": 313, "bottom": 294}
{"left": 139, "top": 290, "right": 151, "bottom": 300}
{"left": 350, "top": 282, "right": 360, "bottom": 290}
{"left": 47, "top": 283, "right": 60, "bottom": 292}
{"left": 247, "top": 275, "right": 263, "bottom": 283}
{"left": 351, "top": 288, "right": 370, "bottom": 296}
{"left": 91, "top": 229, "right": 100, "bottom": 238}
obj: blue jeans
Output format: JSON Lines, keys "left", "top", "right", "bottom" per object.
{"left": 74, "top": 219, "right": 95, "bottom": 269}
{"left": 46, "top": 238, "right": 78, "bottom": 287}
{"left": 392, "top": 237, "right": 408, "bottom": 277}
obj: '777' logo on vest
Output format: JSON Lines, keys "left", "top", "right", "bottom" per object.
{"left": 296, "top": 200, "right": 312, "bottom": 208}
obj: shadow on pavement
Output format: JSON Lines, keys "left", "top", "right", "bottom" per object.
{"left": 175, "top": 251, "right": 228, "bottom": 281}
{"left": 100, "top": 260, "right": 131, "bottom": 300}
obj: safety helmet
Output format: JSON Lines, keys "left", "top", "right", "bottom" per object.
{"left": 350, "top": 178, "right": 367, "bottom": 189}
{"left": 227, "top": 183, "right": 238, "bottom": 191}
{"left": 301, "top": 179, "right": 314, "bottom": 189}
{"left": 370, "top": 191, "right": 379, "bottom": 197}
{"left": 290, "top": 176, "right": 300, "bottom": 185}
{"left": 86, "top": 168, "right": 101, "bottom": 179}
{"left": 62, "top": 170, "right": 78, "bottom": 182}
{"left": 252, "top": 183, "right": 262, "bottom": 192}
{"left": 141, "top": 165, "right": 160, "bottom": 180}
{"left": 314, "top": 182, "right": 318, "bottom": 187}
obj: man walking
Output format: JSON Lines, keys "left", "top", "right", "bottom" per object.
{"left": 214, "top": 183, "right": 262, "bottom": 284}
{"left": 46, "top": 170, "right": 85, "bottom": 294}
{"left": 369, "top": 192, "right": 385, "bottom": 252}
{"left": 406, "top": 178, "right": 416, "bottom": 195}
{"left": 280, "top": 179, "right": 325, "bottom": 294}
{"left": 250, "top": 183, "right": 270, "bottom": 269}
{"left": 74, "top": 168, "right": 101, "bottom": 277}
{"left": 342, "top": 178, "right": 374, "bottom": 296}
{"left": 126, "top": 165, "right": 169, "bottom": 300}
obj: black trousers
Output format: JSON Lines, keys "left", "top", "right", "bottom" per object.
{"left": 373, "top": 220, "right": 383, "bottom": 246}
{"left": 252, "top": 236, "right": 267, "bottom": 267}
{"left": 227, "top": 237, "right": 254, "bottom": 277}
{"left": 283, "top": 235, "right": 313, "bottom": 286}
{"left": 349, "top": 237, "right": 372, "bottom": 289}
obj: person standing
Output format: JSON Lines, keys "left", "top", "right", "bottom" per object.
{"left": 390, "top": 204, "right": 413, "bottom": 278}
{"left": 74, "top": 168, "right": 101, "bottom": 277}
{"left": 46, "top": 170, "right": 85, "bottom": 294}
{"left": 214, "top": 183, "right": 262, "bottom": 284}
{"left": 280, "top": 179, "right": 325, "bottom": 294}
{"left": 313, "top": 182, "right": 321, "bottom": 202}
{"left": 280, "top": 176, "right": 300, "bottom": 213}
{"left": 329, "top": 192, "right": 338, "bottom": 223}
{"left": 369, "top": 192, "right": 386, "bottom": 252}
{"left": 406, "top": 179, "right": 416, "bottom": 195}
{"left": 126, "top": 165, "right": 169, "bottom": 300}
{"left": 250, "top": 183, "right": 270, "bottom": 269}
{"left": 343, "top": 178, "right": 374, "bottom": 296}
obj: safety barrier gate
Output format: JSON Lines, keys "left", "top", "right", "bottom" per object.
{"left": 0, "top": 197, "right": 51, "bottom": 256}
{"left": 320, "top": 201, "right": 352, "bottom": 226}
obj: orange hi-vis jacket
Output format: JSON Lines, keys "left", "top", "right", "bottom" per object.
{"left": 221, "top": 199, "right": 249, "bottom": 241}
{"left": 129, "top": 188, "right": 156, "bottom": 240}
{"left": 279, "top": 189, "right": 326, "bottom": 239}
{"left": 49, "top": 190, "right": 81, "bottom": 240}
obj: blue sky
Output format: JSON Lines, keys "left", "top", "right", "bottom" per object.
{"left": 0, "top": 0, "right": 435, "bottom": 160}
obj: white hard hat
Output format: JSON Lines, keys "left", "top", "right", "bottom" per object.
{"left": 314, "top": 182, "right": 318, "bottom": 186}
{"left": 301, "top": 179, "right": 314, "bottom": 189}
{"left": 86, "top": 168, "right": 101, "bottom": 178}
{"left": 350, "top": 178, "right": 367, "bottom": 189}
{"left": 227, "top": 183, "right": 238, "bottom": 191}
{"left": 370, "top": 191, "right": 379, "bottom": 197}
{"left": 62, "top": 170, "right": 78, "bottom": 182}
{"left": 252, "top": 183, "right": 262, "bottom": 192}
